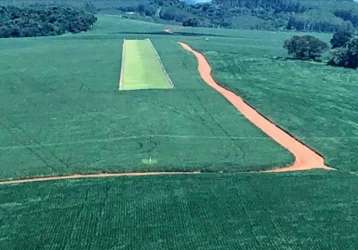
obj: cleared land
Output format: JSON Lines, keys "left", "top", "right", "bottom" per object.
{"left": 1, "top": 172, "right": 357, "bottom": 249}
{"left": 0, "top": 15, "right": 293, "bottom": 181}
{"left": 120, "top": 39, "right": 173, "bottom": 90}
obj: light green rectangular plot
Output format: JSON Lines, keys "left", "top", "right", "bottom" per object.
{"left": 119, "top": 39, "right": 173, "bottom": 90}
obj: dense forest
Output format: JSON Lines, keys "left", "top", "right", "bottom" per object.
{"left": 0, "top": 6, "right": 97, "bottom": 38}
{"left": 0, "top": 0, "right": 358, "bottom": 33}
{"left": 116, "top": 0, "right": 358, "bottom": 32}
{"left": 197, "top": 0, "right": 358, "bottom": 31}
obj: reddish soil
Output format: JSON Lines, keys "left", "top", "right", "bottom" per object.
{"left": 179, "top": 42, "right": 332, "bottom": 173}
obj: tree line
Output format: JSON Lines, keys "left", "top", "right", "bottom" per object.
{"left": 1, "top": 0, "right": 358, "bottom": 35}
{"left": 1, "top": 0, "right": 358, "bottom": 33}
{"left": 0, "top": 6, "right": 97, "bottom": 38}
{"left": 207, "top": 0, "right": 358, "bottom": 32}
{"left": 115, "top": 0, "right": 358, "bottom": 33}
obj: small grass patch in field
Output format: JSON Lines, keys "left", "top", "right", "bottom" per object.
{"left": 141, "top": 157, "right": 158, "bottom": 165}
{"left": 119, "top": 39, "right": 173, "bottom": 90}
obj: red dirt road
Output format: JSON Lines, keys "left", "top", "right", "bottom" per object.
{"left": 179, "top": 42, "right": 332, "bottom": 172}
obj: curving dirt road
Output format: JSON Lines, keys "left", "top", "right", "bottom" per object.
{"left": 178, "top": 42, "right": 332, "bottom": 173}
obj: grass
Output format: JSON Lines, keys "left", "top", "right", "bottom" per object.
{"left": 0, "top": 15, "right": 293, "bottom": 180}
{"left": 182, "top": 30, "right": 358, "bottom": 172}
{"left": 0, "top": 172, "right": 357, "bottom": 249}
{"left": 120, "top": 39, "right": 173, "bottom": 90}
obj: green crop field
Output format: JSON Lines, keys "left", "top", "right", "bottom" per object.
{"left": 1, "top": 13, "right": 358, "bottom": 249}
{"left": 0, "top": 15, "right": 293, "bottom": 181}
{"left": 1, "top": 172, "right": 357, "bottom": 249}
{"left": 120, "top": 39, "right": 173, "bottom": 90}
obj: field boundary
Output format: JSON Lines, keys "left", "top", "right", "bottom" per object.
{"left": 0, "top": 166, "right": 335, "bottom": 186}
{"left": 178, "top": 42, "right": 333, "bottom": 173}
{"left": 0, "top": 172, "right": 201, "bottom": 185}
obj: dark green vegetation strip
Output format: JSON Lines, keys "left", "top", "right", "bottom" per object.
{"left": 0, "top": 172, "right": 357, "bottom": 249}
{"left": 1, "top": 0, "right": 358, "bottom": 32}
{"left": 0, "top": 6, "right": 97, "bottom": 38}
{"left": 187, "top": 31, "right": 358, "bottom": 172}
{"left": 0, "top": 16, "right": 293, "bottom": 180}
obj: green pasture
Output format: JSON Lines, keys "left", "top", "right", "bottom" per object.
{"left": 184, "top": 31, "right": 358, "bottom": 172}
{"left": 120, "top": 39, "right": 173, "bottom": 90}
{"left": 0, "top": 15, "right": 293, "bottom": 181}
{"left": 0, "top": 172, "right": 357, "bottom": 249}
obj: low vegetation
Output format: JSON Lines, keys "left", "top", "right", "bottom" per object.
{"left": 0, "top": 6, "right": 97, "bottom": 38}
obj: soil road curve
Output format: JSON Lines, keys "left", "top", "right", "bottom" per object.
{"left": 179, "top": 42, "right": 332, "bottom": 173}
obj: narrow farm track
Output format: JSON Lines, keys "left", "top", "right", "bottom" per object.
{"left": 0, "top": 172, "right": 201, "bottom": 185}
{"left": 178, "top": 42, "right": 332, "bottom": 173}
